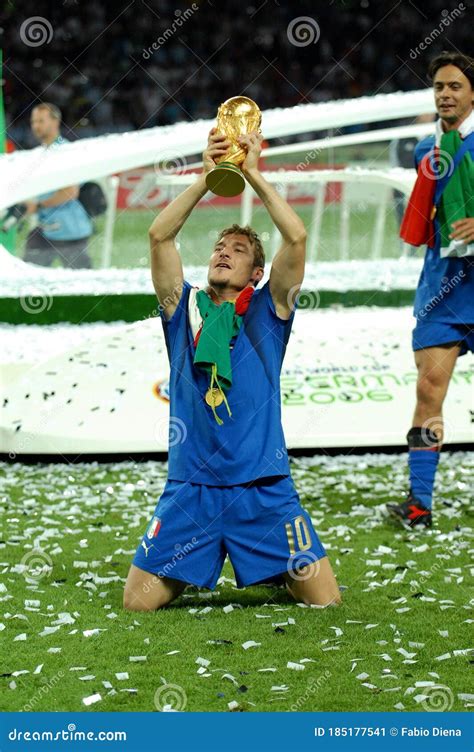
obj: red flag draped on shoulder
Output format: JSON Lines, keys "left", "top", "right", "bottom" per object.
{"left": 399, "top": 149, "right": 437, "bottom": 248}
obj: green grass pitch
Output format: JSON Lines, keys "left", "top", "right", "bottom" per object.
{"left": 1, "top": 453, "right": 472, "bottom": 713}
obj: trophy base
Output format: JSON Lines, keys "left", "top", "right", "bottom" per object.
{"left": 205, "top": 162, "right": 245, "bottom": 198}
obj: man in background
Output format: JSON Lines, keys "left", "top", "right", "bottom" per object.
{"left": 387, "top": 51, "right": 474, "bottom": 528}
{"left": 24, "top": 103, "right": 93, "bottom": 268}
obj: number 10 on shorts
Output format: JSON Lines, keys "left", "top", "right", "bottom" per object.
{"left": 285, "top": 515, "right": 312, "bottom": 555}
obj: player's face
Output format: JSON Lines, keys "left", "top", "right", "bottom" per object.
{"left": 208, "top": 233, "right": 259, "bottom": 291}
{"left": 30, "top": 109, "right": 58, "bottom": 142}
{"left": 433, "top": 65, "right": 473, "bottom": 126}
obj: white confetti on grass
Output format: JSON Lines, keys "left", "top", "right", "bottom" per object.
{"left": 82, "top": 693, "right": 102, "bottom": 706}
{"left": 287, "top": 662, "right": 305, "bottom": 671}
{"left": 242, "top": 641, "right": 261, "bottom": 650}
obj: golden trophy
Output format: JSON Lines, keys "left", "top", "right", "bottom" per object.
{"left": 205, "top": 96, "right": 262, "bottom": 197}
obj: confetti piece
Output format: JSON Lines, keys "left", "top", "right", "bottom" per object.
{"left": 83, "top": 693, "right": 102, "bottom": 706}
{"left": 33, "top": 664, "right": 43, "bottom": 674}
{"left": 222, "top": 673, "right": 238, "bottom": 685}
{"left": 394, "top": 702, "right": 405, "bottom": 710}
{"left": 415, "top": 681, "right": 435, "bottom": 687}
{"left": 413, "top": 694, "right": 429, "bottom": 704}
{"left": 458, "top": 694, "right": 474, "bottom": 701}
{"left": 13, "top": 633, "right": 26, "bottom": 641}
{"left": 79, "top": 675, "right": 96, "bottom": 681}
{"left": 115, "top": 672, "right": 129, "bottom": 680}
{"left": 365, "top": 624, "right": 379, "bottom": 630}
{"left": 287, "top": 662, "right": 305, "bottom": 671}
{"left": 356, "top": 672, "right": 369, "bottom": 681}
{"left": 129, "top": 656, "right": 147, "bottom": 662}
{"left": 227, "top": 701, "right": 239, "bottom": 710}
{"left": 223, "top": 605, "right": 234, "bottom": 614}
{"left": 257, "top": 668, "right": 277, "bottom": 673}
{"left": 39, "top": 627, "right": 60, "bottom": 637}
{"left": 165, "top": 650, "right": 180, "bottom": 655}
{"left": 397, "top": 648, "right": 416, "bottom": 659}
{"left": 438, "top": 630, "right": 449, "bottom": 637}
{"left": 242, "top": 641, "right": 261, "bottom": 650}
{"left": 196, "top": 657, "right": 210, "bottom": 667}
{"left": 47, "top": 647, "right": 61, "bottom": 654}
{"left": 271, "top": 685, "right": 289, "bottom": 692}
{"left": 435, "top": 653, "right": 451, "bottom": 661}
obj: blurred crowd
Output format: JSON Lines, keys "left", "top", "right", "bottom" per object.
{"left": 1, "top": 0, "right": 470, "bottom": 147}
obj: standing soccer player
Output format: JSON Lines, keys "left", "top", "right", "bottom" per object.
{"left": 387, "top": 52, "right": 474, "bottom": 528}
{"left": 124, "top": 128, "right": 340, "bottom": 610}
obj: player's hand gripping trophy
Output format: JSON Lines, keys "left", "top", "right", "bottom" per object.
{"left": 205, "top": 96, "right": 262, "bottom": 197}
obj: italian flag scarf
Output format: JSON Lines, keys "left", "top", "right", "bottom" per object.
{"left": 400, "top": 114, "right": 474, "bottom": 255}
{"left": 193, "top": 285, "right": 254, "bottom": 425}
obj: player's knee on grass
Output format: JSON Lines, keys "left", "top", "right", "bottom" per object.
{"left": 123, "top": 565, "right": 186, "bottom": 611}
{"left": 284, "top": 558, "right": 341, "bottom": 607}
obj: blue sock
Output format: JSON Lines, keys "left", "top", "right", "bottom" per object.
{"left": 408, "top": 450, "right": 440, "bottom": 509}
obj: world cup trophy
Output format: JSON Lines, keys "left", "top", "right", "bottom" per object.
{"left": 205, "top": 96, "right": 262, "bottom": 197}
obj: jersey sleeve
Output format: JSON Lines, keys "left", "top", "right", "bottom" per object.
{"left": 160, "top": 280, "right": 192, "bottom": 354}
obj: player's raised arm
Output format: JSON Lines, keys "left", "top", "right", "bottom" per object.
{"left": 149, "top": 128, "right": 231, "bottom": 319}
{"left": 240, "top": 132, "right": 307, "bottom": 320}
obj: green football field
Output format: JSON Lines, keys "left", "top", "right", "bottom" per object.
{"left": 16, "top": 202, "right": 403, "bottom": 269}
{"left": 1, "top": 453, "right": 472, "bottom": 713}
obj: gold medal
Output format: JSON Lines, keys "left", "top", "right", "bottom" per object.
{"left": 205, "top": 388, "right": 224, "bottom": 407}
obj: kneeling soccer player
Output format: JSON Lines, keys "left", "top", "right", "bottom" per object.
{"left": 123, "top": 128, "right": 340, "bottom": 610}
